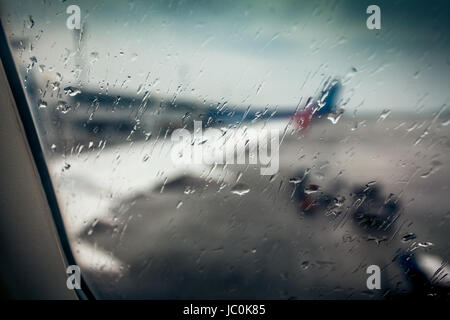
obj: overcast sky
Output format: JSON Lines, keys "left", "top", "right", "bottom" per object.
{"left": 2, "top": 0, "right": 450, "bottom": 115}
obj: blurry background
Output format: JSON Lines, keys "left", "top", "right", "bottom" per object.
{"left": 1, "top": 0, "right": 449, "bottom": 299}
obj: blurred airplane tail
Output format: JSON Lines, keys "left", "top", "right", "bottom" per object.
{"left": 292, "top": 78, "right": 342, "bottom": 131}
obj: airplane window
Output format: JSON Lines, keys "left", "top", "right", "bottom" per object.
{"left": 1, "top": 0, "right": 449, "bottom": 299}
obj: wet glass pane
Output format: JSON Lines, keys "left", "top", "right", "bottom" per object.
{"left": 1, "top": 0, "right": 449, "bottom": 299}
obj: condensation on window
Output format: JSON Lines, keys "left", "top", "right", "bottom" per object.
{"left": 1, "top": 0, "right": 449, "bottom": 299}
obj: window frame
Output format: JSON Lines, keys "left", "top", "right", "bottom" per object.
{"left": 0, "top": 20, "right": 94, "bottom": 300}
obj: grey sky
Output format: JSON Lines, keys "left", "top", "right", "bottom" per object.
{"left": 1, "top": 0, "right": 449, "bottom": 114}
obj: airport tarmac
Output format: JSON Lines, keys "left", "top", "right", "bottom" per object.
{"left": 50, "top": 116, "right": 450, "bottom": 299}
